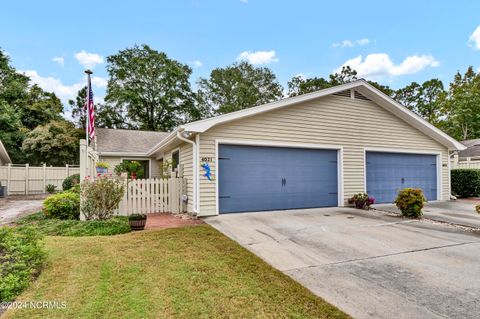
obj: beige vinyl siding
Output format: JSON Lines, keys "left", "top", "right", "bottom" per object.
{"left": 198, "top": 93, "right": 450, "bottom": 216}
{"left": 178, "top": 143, "right": 194, "bottom": 213}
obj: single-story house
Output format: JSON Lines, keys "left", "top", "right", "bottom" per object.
{"left": 102, "top": 80, "right": 466, "bottom": 216}
{"left": 95, "top": 128, "right": 168, "bottom": 178}
{"left": 0, "top": 140, "right": 12, "bottom": 166}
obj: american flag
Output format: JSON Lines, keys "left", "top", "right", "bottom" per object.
{"left": 85, "top": 76, "right": 95, "bottom": 140}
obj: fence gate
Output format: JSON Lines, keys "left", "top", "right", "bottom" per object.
{"left": 117, "top": 177, "right": 187, "bottom": 215}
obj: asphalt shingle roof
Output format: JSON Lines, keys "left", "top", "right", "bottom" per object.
{"left": 458, "top": 139, "right": 480, "bottom": 158}
{"left": 96, "top": 128, "right": 169, "bottom": 153}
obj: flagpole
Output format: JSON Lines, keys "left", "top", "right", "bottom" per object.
{"left": 84, "top": 70, "right": 92, "bottom": 176}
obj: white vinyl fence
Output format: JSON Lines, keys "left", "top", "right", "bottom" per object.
{"left": 451, "top": 156, "right": 480, "bottom": 169}
{"left": 116, "top": 177, "right": 187, "bottom": 215}
{"left": 0, "top": 164, "right": 80, "bottom": 195}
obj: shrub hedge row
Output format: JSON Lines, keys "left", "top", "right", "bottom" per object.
{"left": 451, "top": 169, "right": 480, "bottom": 198}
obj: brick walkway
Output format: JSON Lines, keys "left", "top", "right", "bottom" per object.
{"left": 144, "top": 213, "right": 204, "bottom": 230}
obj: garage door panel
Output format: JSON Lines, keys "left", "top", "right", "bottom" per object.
{"left": 366, "top": 152, "right": 437, "bottom": 204}
{"left": 219, "top": 145, "right": 338, "bottom": 213}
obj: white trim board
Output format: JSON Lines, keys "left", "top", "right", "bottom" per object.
{"left": 213, "top": 139, "right": 344, "bottom": 215}
{"left": 362, "top": 148, "right": 442, "bottom": 201}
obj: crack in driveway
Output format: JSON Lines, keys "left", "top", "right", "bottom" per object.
{"left": 284, "top": 240, "right": 480, "bottom": 271}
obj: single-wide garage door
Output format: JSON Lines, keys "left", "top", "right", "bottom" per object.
{"left": 218, "top": 145, "right": 338, "bottom": 213}
{"left": 366, "top": 151, "right": 437, "bottom": 203}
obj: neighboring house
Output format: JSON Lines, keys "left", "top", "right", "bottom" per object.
{"left": 96, "top": 128, "right": 169, "bottom": 178}
{"left": 0, "top": 140, "right": 12, "bottom": 166}
{"left": 451, "top": 139, "right": 480, "bottom": 169}
{"left": 105, "top": 80, "right": 466, "bottom": 216}
{"left": 457, "top": 139, "right": 480, "bottom": 159}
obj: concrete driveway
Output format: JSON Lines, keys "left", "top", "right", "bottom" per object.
{"left": 205, "top": 208, "right": 480, "bottom": 319}
{"left": 374, "top": 199, "right": 480, "bottom": 229}
{"left": 0, "top": 198, "right": 44, "bottom": 225}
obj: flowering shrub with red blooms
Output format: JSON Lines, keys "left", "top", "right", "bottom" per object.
{"left": 348, "top": 193, "right": 375, "bottom": 210}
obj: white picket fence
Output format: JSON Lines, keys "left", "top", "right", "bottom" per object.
{"left": 116, "top": 177, "right": 187, "bottom": 215}
{"left": 0, "top": 164, "right": 80, "bottom": 195}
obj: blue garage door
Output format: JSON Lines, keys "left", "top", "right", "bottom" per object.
{"left": 366, "top": 151, "right": 437, "bottom": 203}
{"left": 218, "top": 145, "right": 338, "bottom": 214}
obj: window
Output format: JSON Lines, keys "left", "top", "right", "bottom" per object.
{"left": 122, "top": 159, "right": 150, "bottom": 178}
{"left": 172, "top": 151, "right": 179, "bottom": 171}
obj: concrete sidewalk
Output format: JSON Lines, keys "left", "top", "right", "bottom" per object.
{"left": 373, "top": 199, "right": 480, "bottom": 229}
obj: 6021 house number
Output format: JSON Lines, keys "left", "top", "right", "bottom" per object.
{"left": 201, "top": 157, "right": 214, "bottom": 162}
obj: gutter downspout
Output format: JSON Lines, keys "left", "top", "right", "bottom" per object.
{"left": 176, "top": 130, "right": 198, "bottom": 215}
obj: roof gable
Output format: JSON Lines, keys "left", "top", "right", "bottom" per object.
{"left": 180, "top": 80, "right": 465, "bottom": 151}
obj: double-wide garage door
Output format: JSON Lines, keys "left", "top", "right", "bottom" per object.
{"left": 366, "top": 151, "right": 438, "bottom": 203}
{"left": 218, "top": 145, "right": 338, "bottom": 214}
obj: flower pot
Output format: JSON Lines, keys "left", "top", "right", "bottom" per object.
{"left": 129, "top": 217, "right": 147, "bottom": 231}
{"left": 96, "top": 167, "right": 108, "bottom": 174}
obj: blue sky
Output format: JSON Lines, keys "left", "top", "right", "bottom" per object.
{"left": 2, "top": 0, "right": 480, "bottom": 115}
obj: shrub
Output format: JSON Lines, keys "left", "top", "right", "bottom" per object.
{"left": 16, "top": 213, "right": 131, "bottom": 237}
{"left": 394, "top": 188, "right": 426, "bottom": 218}
{"left": 0, "top": 226, "right": 45, "bottom": 301}
{"left": 45, "top": 184, "right": 57, "bottom": 194}
{"left": 62, "top": 173, "right": 80, "bottom": 191}
{"left": 348, "top": 193, "right": 375, "bottom": 209}
{"left": 451, "top": 169, "right": 480, "bottom": 198}
{"left": 476, "top": 204, "right": 480, "bottom": 214}
{"left": 81, "top": 176, "right": 125, "bottom": 220}
{"left": 43, "top": 191, "right": 80, "bottom": 220}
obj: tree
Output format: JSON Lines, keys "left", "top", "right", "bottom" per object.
{"left": 105, "top": 44, "right": 197, "bottom": 131}
{"left": 21, "top": 120, "right": 83, "bottom": 165}
{"left": 394, "top": 80, "right": 445, "bottom": 124}
{"left": 70, "top": 86, "right": 129, "bottom": 129}
{"left": 287, "top": 66, "right": 393, "bottom": 97}
{"left": 22, "top": 84, "right": 63, "bottom": 130}
{"left": 287, "top": 75, "right": 330, "bottom": 97}
{"left": 440, "top": 67, "right": 480, "bottom": 140}
{"left": 197, "top": 61, "right": 283, "bottom": 114}
{"left": 0, "top": 100, "right": 27, "bottom": 162}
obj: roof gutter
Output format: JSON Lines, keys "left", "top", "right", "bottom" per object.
{"left": 176, "top": 130, "right": 198, "bottom": 215}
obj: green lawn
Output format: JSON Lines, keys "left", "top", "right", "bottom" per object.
{"left": 3, "top": 225, "right": 349, "bottom": 319}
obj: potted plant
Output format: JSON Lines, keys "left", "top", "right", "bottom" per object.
{"left": 128, "top": 213, "right": 147, "bottom": 230}
{"left": 348, "top": 192, "right": 375, "bottom": 209}
{"left": 114, "top": 161, "right": 144, "bottom": 179}
{"left": 96, "top": 162, "right": 109, "bottom": 174}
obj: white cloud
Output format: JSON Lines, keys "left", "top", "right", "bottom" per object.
{"left": 237, "top": 50, "right": 279, "bottom": 65}
{"left": 240, "top": 0, "right": 248, "bottom": 3}
{"left": 337, "top": 53, "right": 439, "bottom": 79}
{"left": 21, "top": 70, "right": 83, "bottom": 101}
{"left": 74, "top": 50, "right": 104, "bottom": 69}
{"left": 52, "top": 56, "right": 64, "bottom": 66}
{"left": 91, "top": 76, "right": 108, "bottom": 88}
{"left": 190, "top": 60, "right": 203, "bottom": 68}
{"left": 332, "top": 38, "right": 370, "bottom": 48}
{"left": 468, "top": 26, "right": 480, "bottom": 50}
{"left": 20, "top": 70, "right": 107, "bottom": 101}
{"left": 356, "top": 38, "right": 370, "bottom": 46}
